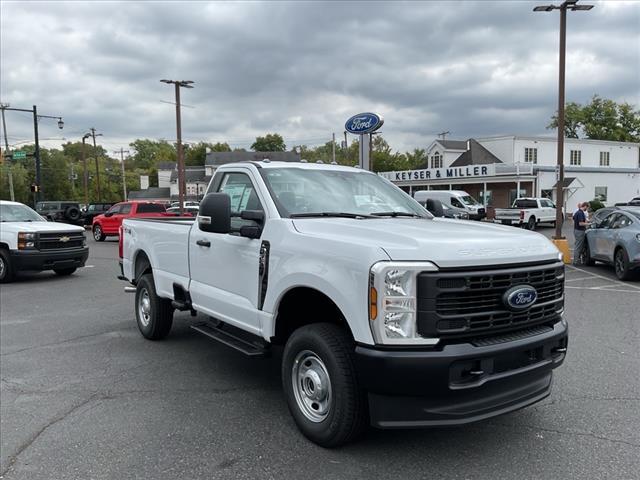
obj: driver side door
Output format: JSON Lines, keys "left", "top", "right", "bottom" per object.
{"left": 189, "top": 170, "right": 267, "bottom": 335}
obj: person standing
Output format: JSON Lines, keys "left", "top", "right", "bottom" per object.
{"left": 573, "top": 202, "right": 590, "bottom": 265}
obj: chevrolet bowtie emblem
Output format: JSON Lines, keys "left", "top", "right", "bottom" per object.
{"left": 59, "top": 236, "right": 70, "bottom": 243}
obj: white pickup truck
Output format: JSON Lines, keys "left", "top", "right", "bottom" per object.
{"left": 120, "top": 161, "right": 568, "bottom": 447}
{"left": 494, "top": 198, "right": 558, "bottom": 230}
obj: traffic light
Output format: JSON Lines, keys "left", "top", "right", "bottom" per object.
{"left": 30, "top": 184, "right": 40, "bottom": 193}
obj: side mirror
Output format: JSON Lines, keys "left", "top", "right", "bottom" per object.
{"left": 426, "top": 198, "right": 445, "bottom": 218}
{"left": 198, "top": 193, "right": 231, "bottom": 233}
{"left": 239, "top": 225, "right": 262, "bottom": 239}
{"left": 104, "top": 211, "right": 114, "bottom": 217}
{"left": 240, "top": 210, "right": 265, "bottom": 223}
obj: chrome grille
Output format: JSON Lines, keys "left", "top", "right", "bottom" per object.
{"left": 38, "top": 231, "right": 85, "bottom": 250}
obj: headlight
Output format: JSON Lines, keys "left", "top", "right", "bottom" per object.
{"left": 369, "top": 261, "right": 439, "bottom": 345}
{"left": 18, "top": 232, "right": 37, "bottom": 250}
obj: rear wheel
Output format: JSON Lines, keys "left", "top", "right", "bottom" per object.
{"left": 0, "top": 249, "right": 14, "bottom": 283}
{"left": 526, "top": 216, "right": 536, "bottom": 230}
{"left": 135, "top": 273, "right": 173, "bottom": 340}
{"left": 93, "top": 224, "right": 105, "bottom": 242}
{"left": 54, "top": 267, "right": 77, "bottom": 276}
{"left": 614, "top": 248, "right": 634, "bottom": 281}
{"left": 282, "top": 323, "right": 367, "bottom": 447}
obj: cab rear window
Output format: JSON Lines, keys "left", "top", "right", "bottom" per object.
{"left": 136, "top": 203, "right": 165, "bottom": 213}
{"left": 514, "top": 200, "right": 538, "bottom": 208}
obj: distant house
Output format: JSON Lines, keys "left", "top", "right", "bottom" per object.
{"left": 127, "top": 187, "right": 171, "bottom": 203}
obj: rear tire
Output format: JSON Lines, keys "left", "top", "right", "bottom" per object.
{"left": 93, "top": 225, "right": 105, "bottom": 242}
{"left": 0, "top": 249, "right": 14, "bottom": 283}
{"left": 54, "top": 267, "right": 77, "bottom": 276}
{"left": 526, "top": 216, "right": 536, "bottom": 230}
{"left": 135, "top": 273, "right": 173, "bottom": 340}
{"left": 282, "top": 323, "right": 367, "bottom": 448}
{"left": 614, "top": 248, "right": 634, "bottom": 281}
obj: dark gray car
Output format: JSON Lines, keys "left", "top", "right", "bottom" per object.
{"left": 585, "top": 207, "right": 640, "bottom": 280}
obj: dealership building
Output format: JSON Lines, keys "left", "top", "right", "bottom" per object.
{"left": 381, "top": 136, "right": 640, "bottom": 216}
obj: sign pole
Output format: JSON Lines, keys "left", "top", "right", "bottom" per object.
{"left": 359, "top": 134, "right": 370, "bottom": 171}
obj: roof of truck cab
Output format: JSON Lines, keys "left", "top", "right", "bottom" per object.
{"left": 219, "top": 161, "right": 369, "bottom": 173}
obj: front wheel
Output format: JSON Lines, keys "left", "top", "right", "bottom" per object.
{"left": 0, "top": 249, "right": 13, "bottom": 283}
{"left": 282, "top": 323, "right": 367, "bottom": 448}
{"left": 135, "top": 273, "right": 173, "bottom": 340}
{"left": 54, "top": 267, "right": 77, "bottom": 276}
{"left": 584, "top": 242, "right": 596, "bottom": 267}
{"left": 93, "top": 225, "right": 105, "bottom": 242}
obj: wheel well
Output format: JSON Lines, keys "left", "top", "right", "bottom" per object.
{"left": 0, "top": 242, "right": 9, "bottom": 250}
{"left": 272, "top": 287, "right": 351, "bottom": 345}
{"left": 134, "top": 250, "right": 152, "bottom": 282}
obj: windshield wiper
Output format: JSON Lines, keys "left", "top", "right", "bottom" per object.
{"left": 290, "top": 212, "right": 375, "bottom": 219}
{"left": 370, "top": 211, "right": 422, "bottom": 218}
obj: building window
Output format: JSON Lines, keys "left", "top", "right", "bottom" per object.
{"left": 524, "top": 147, "right": 537, "bottom": 164}
{"left": 594, "top": 186, "right": 607, "bottom": 202}
{"left": 431, "top": 152, "right": 442, "bottom": 169}
{"left": 570, "top": 150, "right": 581, "bottom": 166}
{"left": 599, "top": 151, "right": 610, "bottom": 166}
{"left": 541, "top": 189, "right": 554, "bottom": 200}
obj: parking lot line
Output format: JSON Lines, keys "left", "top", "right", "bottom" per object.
{"left": 565, "top": 285, "right": 640, "bottom": 293}
{"left": 565, "top": 265, "right": 640, "bottom": 291}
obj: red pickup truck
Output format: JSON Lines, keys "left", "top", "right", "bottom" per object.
{"left": 92, "top": 201, "right": 169, "bottom": 241}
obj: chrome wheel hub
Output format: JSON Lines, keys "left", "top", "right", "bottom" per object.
{"left": 138, "top": 288, "right": 151, "bottom": 327}
{"left": 291, "top": 350, "right": 332, "bottom": 422}
{"left": 93, "top": 227, "right": 101, "bottom": 240}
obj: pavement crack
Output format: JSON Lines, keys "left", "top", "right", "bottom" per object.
{"left": 0, "top": 393, "right": 101, "bottom": 478}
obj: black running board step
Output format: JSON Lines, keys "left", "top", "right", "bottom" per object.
{"left": 191, "top": 323, "right": 268, "bottom": 357}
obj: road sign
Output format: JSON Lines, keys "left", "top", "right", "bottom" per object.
{"left": 12, "top": 151, "right": 26, "bottom": 160}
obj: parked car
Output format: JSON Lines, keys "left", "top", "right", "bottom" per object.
{"left": 615, "top": 197, "right": 640, "bottom": 207}
{"left": 35, "top": 201, "right": 84, "bottom": 226}
{"left": 494, "top": 198, "right": 557, "bottom": 230}
{"left": 585, "top": 206, "right": 640, "bottom": 280}
{"left": 420, "top": 199, "right": 469, "bottom": 219}
{"left": 120, "top": 161, "right": 567, "bottom": 447}
{"left": 92, "top": 201, "right": 169, "bottom": 241}
{"left": 0, "top": 200, "right": 88, "bottom": 282}
{"left": 413, "top": 190, "right": 485, "bottom": 220}
{"left": 166, "top": 206, "right": 199, "bottom": 216}
{"left": 83, "top": 203, "right": 114, "bottom": 226}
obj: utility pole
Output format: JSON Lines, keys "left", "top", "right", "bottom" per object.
{"left": 70, "top": 163, "right": 75, "bottom": 196}
{"left": 1, "top": 104, "right": 15, "bottom": 201}
{"left": 81, "top": 133, "right": 90, "bottom": 205}
{"left": 89, "top": 128, "right": 103, "bottom": 201}
{"left": 160, "top": 79, "right": 194, "bottom": 214}
{"left": 115, "top": 148, "right": 130, "bottom": 200}
{"left": 332, "top": 133, "right": 336, "bottom": 163}
{"left": 534, "top": 0, "right": 593, "bottom": 248}
{"left": 0, "top": 104, "right": 64, "bottom": 202}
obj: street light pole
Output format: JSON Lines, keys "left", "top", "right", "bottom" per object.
{"left": 114, "top": 148, "right": 130, "bottom": 200}
{"left": 81, "top": 134, "right": 90, "bottom": 206}
{"left": 161, "top": 79, "right": 194, "bottom": 215}
{"left": 534, "top": 0, "right": 593, "bottom": 250}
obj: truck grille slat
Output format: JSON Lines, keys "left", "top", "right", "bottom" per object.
{"left": 37, "top": 232, "right": 85, "bottom": 251}
{"left": 417, "top": 262, "right": 564, "bottom": 341}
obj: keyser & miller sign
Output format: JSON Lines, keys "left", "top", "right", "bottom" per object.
{"left": 380, "top": 164, "right": 496, "bottom": 182}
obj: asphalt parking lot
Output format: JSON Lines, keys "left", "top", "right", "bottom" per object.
{"left": 1, "top": 225, "right": 639, "bottom": 480}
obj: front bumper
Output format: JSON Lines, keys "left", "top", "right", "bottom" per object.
{"left": 355, "top": 320, "right": 568, "bottom": 428}
{"left": 9, "top": 247, "right": 89, "bottom": 272}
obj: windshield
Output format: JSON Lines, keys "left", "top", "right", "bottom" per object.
{"left": 460, "top": 195, "right": 480, "bottom": 206}
{"left": 0, "top": 204, "right": 45, "bottom": 222}
{"left": 261, "top": 168, "right": 430, "bottom": 218}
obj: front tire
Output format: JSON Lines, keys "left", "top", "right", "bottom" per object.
{"left": 584, "top": 242, "right": 596, "bottom": 267}
{"left": 54, "top": 267, "right": 77, "bottom": 276}
{"left": 282, "top": 323, "right": 367, "bottom": 448}
{"left": 93, "top": 224, "right": 105, "bottom": 242}
{"left": 135, "top": 273, "right": 173, "bottom": 340}
{"left": 0, "top": 249, "right": 14, "bottom": 283}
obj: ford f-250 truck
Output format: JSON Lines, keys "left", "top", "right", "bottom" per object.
{"left": 494, "top": 198, "right": 558, "bottom": 230}
{"left": 120, "top": 161, "right": 568, "bottom": 447}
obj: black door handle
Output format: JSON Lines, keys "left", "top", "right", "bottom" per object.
{"left": 196, "top": 239, "right": 211, "bottom": 248}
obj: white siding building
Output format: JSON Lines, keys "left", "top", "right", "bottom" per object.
{"left": 383, "top": 136, "right": 640, "bottom": 215}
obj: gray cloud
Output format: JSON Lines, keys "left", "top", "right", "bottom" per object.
{"left": 1, "top": 0, "right": 638, "bottom": 156}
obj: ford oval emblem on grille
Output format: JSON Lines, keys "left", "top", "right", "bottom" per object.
{"left": 503, "top": 285, "right": 537, "bottom": 311}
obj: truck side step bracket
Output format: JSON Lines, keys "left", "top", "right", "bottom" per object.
{"left": 191, "top": 322, "right": 269, "bottom": 357}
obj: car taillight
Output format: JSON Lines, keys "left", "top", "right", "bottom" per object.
{"left": 520, "top": 210, "right": 525, "bottom": 220}
{"left": 118, "top": 226, "right": 124, "bottom": 258}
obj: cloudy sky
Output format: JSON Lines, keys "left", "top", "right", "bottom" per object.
{"left": 1, "top": 0, "right": 638, "bottom": 157}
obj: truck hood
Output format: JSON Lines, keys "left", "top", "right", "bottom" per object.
{"left": 292, "top": 218, "right": 560, "bottom": 268}
{"left": 0, "top": 221, "right": 85, "bottom": 233}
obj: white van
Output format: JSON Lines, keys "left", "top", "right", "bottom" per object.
{"left": 414, "top": 190, "right": 486, "bottom": 220}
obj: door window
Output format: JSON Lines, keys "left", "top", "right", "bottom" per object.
{"left": 450, "top": 198, "right": 464, "bottom": 208}
{"left": 107, "top": 204, "right": 121, "bottom": 214}
{"left": 217, "top": 173, "right": 264, "bottom": 229}
{"left": 601, "top": 213, "right": 619, "bottom": 229}
{"left": 611, "top": 215, "right": 632, "bottom": 229}
{"left": 119, "top": 204, "right": 132, "bottom": 214}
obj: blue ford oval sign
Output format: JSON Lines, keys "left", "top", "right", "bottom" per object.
{"left": 503, "top": 285, "right": 537, "bottom": 311}
{"left": 345, "top": 112, "right": 384, "bottom": 134}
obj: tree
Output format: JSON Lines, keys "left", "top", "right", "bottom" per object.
{"left": 548, "top": 95, "right": 640, "bottom": 142}
{"left": 251, "top": 133, "right": 286, "bottom": 152}
{"left": 129, "top": 139, "right": 176, "bottom": 170}
{"left": 184, "top": 141, "right": 231, "bottom": 166}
